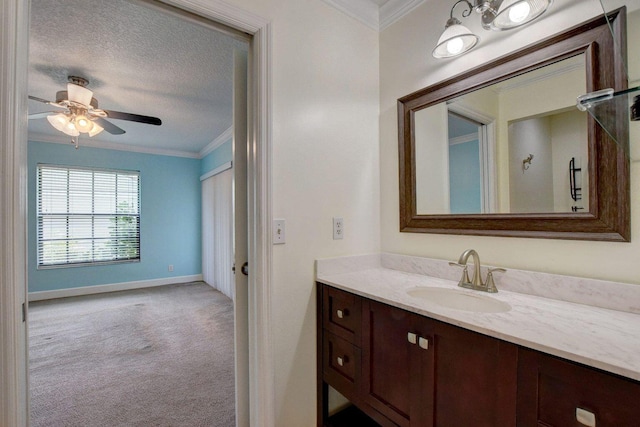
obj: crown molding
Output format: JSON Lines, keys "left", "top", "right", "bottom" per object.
{"left": 379, "top": 0, "right": 426, "bottom": 31}
{"left": 449, "top": 133, "right": 477, "bottom": 146}
{"left": 28, "top": 131, "right": 200, "bottom": 158}
{"left": 199, "top": 126, "right": 232, "bottom": 158}
{"left": 322, "top": 0, "right": 425, "bottom": 31}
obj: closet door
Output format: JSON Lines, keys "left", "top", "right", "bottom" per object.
{"left": 201, "top": 167, "right": 234, "bottom": 300}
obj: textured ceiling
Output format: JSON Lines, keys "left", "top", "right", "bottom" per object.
{"left": 28, "top": 0, "right": 249, "bottom": 156}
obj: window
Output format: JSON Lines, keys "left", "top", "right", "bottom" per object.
{"left": 37, "top": 164, "right": 140, "bottom": 268}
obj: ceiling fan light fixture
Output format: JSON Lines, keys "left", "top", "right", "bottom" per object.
{"left": 46, "top": 113, "right": 79, "bottom": 136}
{"left": 88, "top": 121, "right": 104, "bottom": 137}
{"left": 489, "top": 0, "right": 552, "bottom": 30}
{"left": 74, "top": 114, "right": 93, "bottom": 133}
{"left": 67, "top": 82, "right": 94, "bottom": 107}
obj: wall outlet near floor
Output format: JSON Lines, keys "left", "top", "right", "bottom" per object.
{"left": 273, "top": 219, "right": 286, "bottom": 244}
{"left": 333, "top": 217, "right": 344, "bottom": 240}
{"left": 168, "top": 265, "right": 174, "bottom": 272}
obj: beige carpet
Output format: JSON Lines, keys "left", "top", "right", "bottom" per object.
{"left": 29, "top": 282, "right": 235, "bottom": 427}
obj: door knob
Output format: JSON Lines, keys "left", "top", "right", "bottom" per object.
{"left": 241, "top": 261, "right": 248, "bottom": 276}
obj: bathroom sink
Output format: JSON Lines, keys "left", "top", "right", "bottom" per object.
{"left": 406, "top": 287, "right": 511, "bottom": 313}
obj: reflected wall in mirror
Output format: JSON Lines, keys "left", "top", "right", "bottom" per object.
{"left": 399, "top": 9, "right": 630, "bottom": 241}
{"left": 415, "top": 55, "right": 589, "bottom": 215}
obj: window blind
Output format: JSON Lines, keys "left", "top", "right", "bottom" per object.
{"left": 37, "top": 164, "right": 140, "bottom": 268}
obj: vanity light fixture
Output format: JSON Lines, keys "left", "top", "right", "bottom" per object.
{"left": 433, "top": 0, "right": 553, "bottom": 59}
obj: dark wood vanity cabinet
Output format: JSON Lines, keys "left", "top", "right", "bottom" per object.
{"left": 318, "top": 283, "right": 640, "bottom": 427}
{"left": 517, "top": 348, "right": 640, "bottom": 427}
{"left": 319, "top": 284, "right": 517, "bottom": 427}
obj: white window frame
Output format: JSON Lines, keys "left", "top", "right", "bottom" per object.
{"left": 36, "top": 164, "right": 141, "bottom": 269}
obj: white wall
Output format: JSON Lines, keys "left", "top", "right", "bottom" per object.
{"left": 508, "top": 117, "right": 554, "bottom": 213}
{"left": 380, "top": 0, "right": 640, "bottom": 286}
{"left": 220, "top": 0, "right": 380, "bottom": 424}
{"left": 415, "top": 103, "right": 449, "bottom": 213}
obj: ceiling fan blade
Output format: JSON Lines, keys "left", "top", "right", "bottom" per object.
{"left": 28, "top": 95, "right": 66, "bottom": 108}
{"left": 29, "top": 111, "right": 57, "bottom": 120}
{"left": 95, "top": 118, "right": 126, "bottom": 135}
{"left": 103, "top": 109, "right": 162, "bottom": 126}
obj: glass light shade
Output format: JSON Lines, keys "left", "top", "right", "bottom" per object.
{"left": 88, "top": 121, "right": 104, "bottom": 137}
{"left": 67, "top": 83, "right": 94, "bottom": 106}
{"left": 433, "top": 24, "right": 479, "bottom": 58}
{"left": 74, "top": 115, "right": 93, "bottom": 133}
{"left": 47, "top": 113, "right": 79, "bottom": 136}
{"left": 490, "top": 0, "right": 552, "bottom": 30}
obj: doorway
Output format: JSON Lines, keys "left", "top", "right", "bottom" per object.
{"left": 0, "top": 0, "right": 273, "bottom": 425}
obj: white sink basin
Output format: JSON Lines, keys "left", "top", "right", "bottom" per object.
{"left": 406, "top": 287, "right": 511, "bottom": 313}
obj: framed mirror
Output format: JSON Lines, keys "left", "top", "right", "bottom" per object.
{"left": 398, "top": 8, "right": 630, "bottom": 241}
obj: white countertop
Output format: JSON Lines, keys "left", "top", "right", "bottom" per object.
{"left": 316, "top": 255, "right": 640, "bottom": 382}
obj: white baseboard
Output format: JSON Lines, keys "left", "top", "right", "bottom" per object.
{"left": 28, "top": 274, "right": 204, "bottom": 302}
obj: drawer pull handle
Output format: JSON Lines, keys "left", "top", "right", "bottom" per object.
{"left": 336, "top": 356, "right": 348, "bottom": 367}
{"left": 576, "top": 408, "right": 596, "bottom": 427}
{"left": 407, "top": 332, "right": 417, "bottom": 344}
{"left": 419, "top": 337, "right": 429, "bottom": 350}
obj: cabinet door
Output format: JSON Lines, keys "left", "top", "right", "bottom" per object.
{"left": 361, "top": 300, "right": 434, "bottom": 427}
{"left": 517, "top": 348, "right": 640, "bottom": 427}
{"left": 431, "top": 321, "right": 517, "bottom": 427}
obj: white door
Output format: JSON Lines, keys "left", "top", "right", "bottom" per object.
{"left": 233, "top": 49, "right": 249, "bottom": 427}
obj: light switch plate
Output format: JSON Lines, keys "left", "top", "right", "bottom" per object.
{"left": 273, "top": 219, "right": 285, "bottom": 244}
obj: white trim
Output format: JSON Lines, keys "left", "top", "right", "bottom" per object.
{"left": 199, "top": 126, "right": 233, "bottom": 158}
{"left": 379, "top": 0, "right": 426, "bottom": 31}
{"left": 28, "top": 275, "right": 203, "bottom": 302}
{"left": 449, "top": 133, "right": 477, "bottom": 146}
{"left": 322, "top": 0, "right": 379, "bottom": 30}
{"left": 246, "top": 21, "right": 275, "bottom": 427}
{"left": 4, "top": 1, "right": 274, "bottom": 426}
{"left": 200, "top": 160, "right": 232, "bottom": 181}
{"left": 28, "top": 132, "right": 201, "bottom": 158}
{"left": 322, "top": 0, "right": 425, "bottom": 31}
{"left": 0, "top": 0, "right": 29, "bottom": 424}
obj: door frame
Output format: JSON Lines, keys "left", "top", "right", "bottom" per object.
{"left": 0, "top": 0, "right": 274, "bottom": 425}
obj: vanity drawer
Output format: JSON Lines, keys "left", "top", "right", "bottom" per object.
{"left": 323, "top": 331, "right": 360, "bottom": 400}
{"left": 323, "top": 286, "right": 361, "bottom": 344}
{"left": 517, "top": 348, "right": 640, "bottom": 427}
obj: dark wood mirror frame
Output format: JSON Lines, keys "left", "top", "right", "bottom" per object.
{"left": 398, "top": 8, "right": 630, "bottom": 241}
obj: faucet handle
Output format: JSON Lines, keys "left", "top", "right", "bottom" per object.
{"left": 449, "top": 262, "right": 471, "bottom": 285}
{"left": 484, "top": 268, "right": 506, "bottom": 293}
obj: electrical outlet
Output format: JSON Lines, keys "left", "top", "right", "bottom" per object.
{"left": 273, "top": 219, "right": 286, "bottom": 244}
{"left": 168, "top": 265, "right": 174, "bottom": 272}
{"left": 333, "top": 217, "right": 344, "bottom": 240}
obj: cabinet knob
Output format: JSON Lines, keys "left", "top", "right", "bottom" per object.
{"left": 407, "top": 332, "right": 417, "bottom": 344}
{"left": 336, "top": 356, "right": 348, "bottom": 367}
{"left": 419, "top": 337, "right": 429, "bottom": 350}
{"left": 336, "top": 308, "right": 349, "bottom": 319}
{"left": 576, "top": 408, "right": 596, "bottom": 427}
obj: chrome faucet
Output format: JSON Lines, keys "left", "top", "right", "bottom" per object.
{"left": 448, "top": 249, "right": 505, "bottom": 293}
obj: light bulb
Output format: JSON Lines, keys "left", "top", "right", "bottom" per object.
{"left": 508, "top": 1, "right": 531, "bottom": 24}
{"left": 47, "top": 113, "right": 79, "bottom": 136}
{"left": 74, "top": 115, "right": 93, "bottom": 133}
{"left": 447, "top": 37, "right": 465, "bottom": 55}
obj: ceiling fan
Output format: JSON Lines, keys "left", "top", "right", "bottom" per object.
{"left": 29, "top": 76, "right": 162, "bottom": 148}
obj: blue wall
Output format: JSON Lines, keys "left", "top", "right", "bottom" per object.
{"left": 449, "top": 140, "right": 481, "bottom": 214}
{"left": 28, "top": 141, "right": 202, "bottom": 292}
{"left": 201, "top": 140, "right": 232, "bottom": 176}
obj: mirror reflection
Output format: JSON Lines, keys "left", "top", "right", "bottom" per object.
{"left": 414, "top": 54, "right": 589, "bottom": 215}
